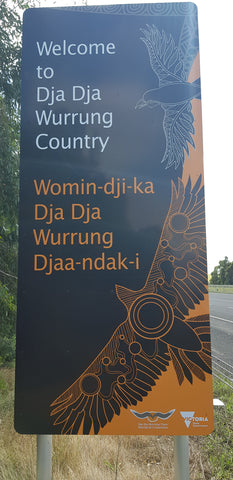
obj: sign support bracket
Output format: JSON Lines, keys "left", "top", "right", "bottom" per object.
{"left": 37, "top": 435, "right": 52, "bottom": 480}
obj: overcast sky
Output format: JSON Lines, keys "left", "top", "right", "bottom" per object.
{"left": 37, "top": 0, "right": 233, "bottom": 274}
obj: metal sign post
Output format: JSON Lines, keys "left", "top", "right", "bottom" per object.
{"left": 37, "top": 435, "right": 52, "bottom": 480}
{"left": 35, "top": 434, "right": 189, "bottom": 479}
{"left": 174, "top": 436, "right": 189, "bottom": 480}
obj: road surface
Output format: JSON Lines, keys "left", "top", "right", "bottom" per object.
{"left": 209, "top": 292, "right": 233, "bottom": 368}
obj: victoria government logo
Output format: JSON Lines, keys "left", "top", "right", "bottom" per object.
{"left": 180, "top": 412, "right": 209, "bottom": 429}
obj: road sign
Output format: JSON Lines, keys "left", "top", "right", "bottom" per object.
{"left": 15, "top": 3, "right": 214, "bottom": 435}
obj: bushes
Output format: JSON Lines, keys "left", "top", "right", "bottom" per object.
{"left": 0, "top": 335, "right": 16, "bottom": 365}
{"left": 0, "top": 282, "right": 16, "bottom": 365}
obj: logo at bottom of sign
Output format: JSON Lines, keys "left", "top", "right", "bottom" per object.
{"left": 130, "top": 409, "right": 209, "bottom": 431}
{"left": 130, "top": 409, "right": 175, "bottom": 430}
{"left": 180, "top": 411, "right": 209, "bottom": 429}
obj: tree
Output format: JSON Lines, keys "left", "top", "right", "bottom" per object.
{"left": 225, "top": 262, "right": 233, "bottom": 285}
{"left": 0, "top": 0, "right": 33, "bottom": 241}
{"left": 218, "top": 257, "right": 231, "bottom": 285}
{"left": 210, "top": 256, "right": 233, "bottom": 285}
{"left": 209, "top": 265, "right": 220, "bottom": 285}
{"left": 0, "top": 0, "right": 35, "bottom": 364}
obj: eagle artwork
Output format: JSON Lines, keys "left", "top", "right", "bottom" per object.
{"left": 50, "top": 17, "right": 211, "bottom": 435}
{"left": 50, "top": 175, "right": 212, "bottom": 434}
{"left": 136, "top": 20, "right": 200, "bottom": 169}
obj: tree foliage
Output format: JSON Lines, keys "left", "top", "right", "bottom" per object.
{"left": 0, "top": 97, "right": 19, "bottom": 239}
{"left": 0, "top": 1, "right": 22, "bottom": 106}
{"left": 0, "top": 0, "right": 35, "bottom": 364}
{"left": 210, "top": 256, "right": 233, "bottom": 285}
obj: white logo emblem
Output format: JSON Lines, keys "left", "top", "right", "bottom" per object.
{"left": 180, "top": 411, "right": 209, "bottom": 428}
{"left": 131, "top": 409, "right": 175, "bottom": 422}
{"left": 180, "top": 411, "right": 195, "bottom": 428}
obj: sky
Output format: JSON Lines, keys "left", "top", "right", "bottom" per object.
{"left": 37, "top": 0, "right": 233, "bottom": 275}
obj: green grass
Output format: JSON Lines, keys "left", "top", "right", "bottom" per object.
{"left": 0, "top": 367, "right": 233, "bottom": 479}
{"left": 208, "top": 285, "right": 233, "bottom": 294}
{"left": 202, "top": 380, "right": 233, "bottom": 479}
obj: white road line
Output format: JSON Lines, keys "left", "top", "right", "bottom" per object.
{"left": 210, "top": 315, "right": 233, "bottom": 324}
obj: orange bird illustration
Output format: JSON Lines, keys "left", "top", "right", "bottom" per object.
{"left": 50, "top": 175, "right": 211, "bottom": 434}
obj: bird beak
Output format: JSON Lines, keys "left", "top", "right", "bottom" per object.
{"left": 135, "top": 98, "right": 146, "bottom": 109}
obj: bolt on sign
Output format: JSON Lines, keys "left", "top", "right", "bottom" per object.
{"left": 15, "top": 3, "right": 214, "bottom": 435}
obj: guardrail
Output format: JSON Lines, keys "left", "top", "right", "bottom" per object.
{"left": 208, "top": 285, "right": 233, "bottom": 294}
{"left": 211, "top": 354, "right": 233, "bottom": 389}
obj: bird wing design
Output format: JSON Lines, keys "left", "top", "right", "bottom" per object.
{"left": 162, "top": 101, "right": 195, "bottom": 169}
{"left": 50, "top": 176, "right": 211, "bottom": 434}
{"left": 139, "top": 24, "right": 200, "bottom": 169}
{"left": 140, "top": 24, "right": 185, "bottom": 86}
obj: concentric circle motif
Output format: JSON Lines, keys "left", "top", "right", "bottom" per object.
{"left": 120, "top": 358, "right": 126, "bottom": 365}
{"left": 80, "top": 374, "right": 101, "bottom": 396}
{"left": 174, "top": 267, "right": 187, "bottom": 280}
{"left": 161, "top": 239, "right": 169, "bottom": 248}
{"left": 191, "top": 242, "right": 197, "bottom": 250}
{"left": 174, "top": 2, "right": 196, "bottom": 15}
{"left": 129, "top": 294, "right": 174, "bottom": 340}
{"left": 117, "top": 375, "right": 126, "bottom": 385}
{"left": 102, "top": 6, "right": 123, "bottom": 14}
{"left": 125, "top": 5, "right": 145, "bottom": 14}
{"left": 148, "top": 3, "right": 172, "bottom": 15}
{"left": 129, "top": 341, "right": 142, "bottom": 355}
{"left": 102, "top": 357, "right": 110, "bottom": 366}
{"left": 170, "top": 213, "right": 190, "bottom": 233}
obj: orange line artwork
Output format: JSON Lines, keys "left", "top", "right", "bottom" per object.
{"left": 50, "top": 174, "right": 212, "bottom": 435}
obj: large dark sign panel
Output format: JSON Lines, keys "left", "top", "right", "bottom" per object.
{"left": 15, "top": 3, "right": 213, "bottom": 435}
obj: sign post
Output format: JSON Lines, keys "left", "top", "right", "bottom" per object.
{"left": 37, "top": 435, "right": 52, "bottom": 480}
{"left": 15, "top": 3, "right": 213, "bottom": 442}
{"left": 174, "top": 436, "right": 189, "bottom": 480}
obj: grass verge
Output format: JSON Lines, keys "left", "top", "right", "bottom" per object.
{"left": 203, "top": 379, "right": 233, "bottom": 479}
{"left": 0, "top": 368, "right": 232, "bottom": 479}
